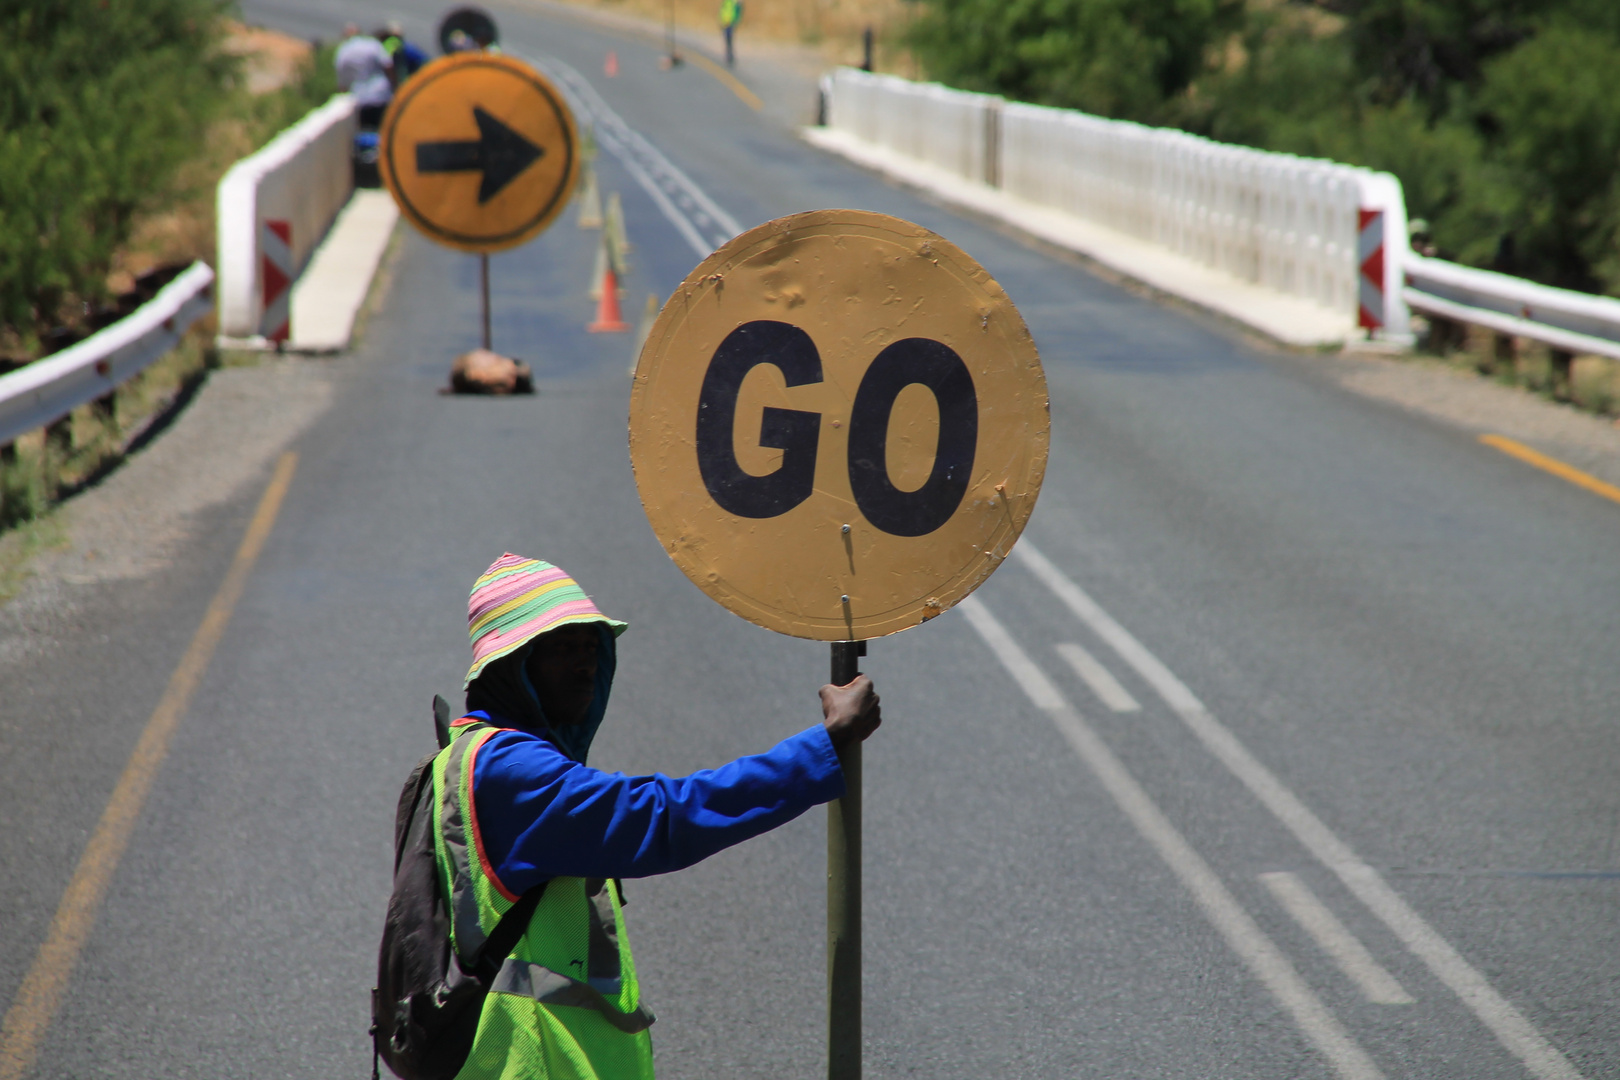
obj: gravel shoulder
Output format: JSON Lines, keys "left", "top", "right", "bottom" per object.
{"left": 0, "top": 357, "right": 334, "bottom": 666}
{"left": 1324, "top": 347, "right": 1620, "bottom": 491}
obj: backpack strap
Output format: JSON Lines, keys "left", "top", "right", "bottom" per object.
{"left": 392, "top": 752, "right": 439, "bottom": 873}
{"left": 432, "top": 694, "right": 453, "bottom": 749}
{"left": 470, "top": 880, "right": 549, "bottom": 985}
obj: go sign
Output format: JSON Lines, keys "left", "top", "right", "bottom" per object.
{"left": 630, "top": 210, "right": 1049, "bottom": 641}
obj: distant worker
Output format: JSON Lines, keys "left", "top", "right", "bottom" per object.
{"left": 334, "top": 23, "right": 393, "bottom": 127}
{"left": 414, "top": 554, "right": 881, "bottom": 1079}
{"left": 377, "top": 21, "right": 429, "bottom": 85}
{"left": 719, "top": 0, "right": 743, "bottom": 66}
{"left": 445, "top": 27, "right": 479, "bottom": 53}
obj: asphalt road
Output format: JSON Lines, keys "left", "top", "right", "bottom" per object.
{"left": 1, "top": 3, "right": 1616, "bottom": 1078}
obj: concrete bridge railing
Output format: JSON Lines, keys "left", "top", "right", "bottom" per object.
{"left": 216, "top": 93, "right": 357, "bottom": 344}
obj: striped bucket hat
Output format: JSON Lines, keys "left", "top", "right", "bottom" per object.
{"left": 464, "top": 553, "right": 626, "bottom": 688}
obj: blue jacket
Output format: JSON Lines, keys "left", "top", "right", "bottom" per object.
{"left": 466, "top": 716, "right": 844, "bottom": 896}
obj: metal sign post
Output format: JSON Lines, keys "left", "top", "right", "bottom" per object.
{"left": 479, "top": 253, "right": 492, "bottom": 349}
{"left": 664, "top": 0, "right": 681, "bottom": 66}
{"left": 827, "top": 639, "right": 865, "bottom": 1079}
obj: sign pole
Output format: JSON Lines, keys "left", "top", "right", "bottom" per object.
{"left": 828, "top": 639, "right": 864, "bottom": 1080}
{"left": 479, "top": 253, "right": 492, "bottom": 350}
{"left": 664, "top": 0, "right": 680, "bottom": 66}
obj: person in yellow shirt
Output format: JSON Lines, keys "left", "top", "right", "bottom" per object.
{"left": 719, "top": 0, "right": 743, "bottom": 66}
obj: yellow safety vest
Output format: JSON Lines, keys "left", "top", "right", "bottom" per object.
{"left": 435, "top": 721, "right": 655, "bottom": 1080}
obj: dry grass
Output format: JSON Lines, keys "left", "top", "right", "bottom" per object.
{"left": 107, "top": 22, "right": 315, "bottom": 295}
{"left": 553, "top": 0, "right": 925, "bottom": 73}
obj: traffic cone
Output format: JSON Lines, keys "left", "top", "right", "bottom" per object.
{"left": 605, "top": 50, "right": 619, "bottom": 77}
{"left": 588, "top": 239, "right": 607, "bottom": 300}
{"left": 588, "top": 268, "right": 630, "bottom": 332}
{"left": 606, "top": 192, "right": 632, "bottom": 265}
{"left": 588, "top": 237, "right": 629, "bottom": 332}
{"left": 577, "top": 165, "right": 602, "bottom": 229}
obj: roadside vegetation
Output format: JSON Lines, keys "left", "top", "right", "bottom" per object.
{"left": 0, "top": 2, "right": 335, "bottom": 536}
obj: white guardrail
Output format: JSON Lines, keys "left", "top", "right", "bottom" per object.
{"left": 0, "top": 261, "right": 214, "bottom": 447}
{"left": 824, "top": 67, "right": 1620, "bottom": 355}
{"left": 217, "top": 93, "right": 357, "bottom": 343}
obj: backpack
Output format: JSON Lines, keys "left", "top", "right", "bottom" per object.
{"left": 371, "top": 696, "right": 547, "bottom": 1080}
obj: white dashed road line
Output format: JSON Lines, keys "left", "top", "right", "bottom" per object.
{"left": 526, "top": 52, "right": 742, "bottom": 260}
{"left": 962, "top": 596, "right": 1388, "bottom": 1080}
{"left": 1260, "top": 871, "right": 1415, "bottom": 1005}
{"left": 1055, "top": 641, "right": 1141, "bottom": 712}
{"left": 1014, "top": 540, "right": 1584, "bottom": 1080}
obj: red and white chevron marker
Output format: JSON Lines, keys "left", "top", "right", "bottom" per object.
{"left": 1357, "top": 208, "right": 1385, "bottom": 331}
{"left": 259, "top": 218, "right": 292, "bottom": 343}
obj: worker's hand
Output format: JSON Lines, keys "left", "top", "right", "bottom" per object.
{"left": 820, "top": 674, "right": 881, "bottom": 751}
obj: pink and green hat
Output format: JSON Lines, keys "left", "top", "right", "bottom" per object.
{"left": 464, "top": 553, "right": 626, "bottom": 688}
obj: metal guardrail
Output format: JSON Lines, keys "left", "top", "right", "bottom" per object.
{"left": 1405, "top": 255, "right": 1620, "bottom": 361}
{"left": 0, "top": 261, "right": 214, "bottom": 447}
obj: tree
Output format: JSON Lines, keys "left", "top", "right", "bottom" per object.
{"left": 1476, "top": 25, "right": 1620, "bottom": 290}
{"left": 0, "top": 0, "right": 232, "bottom": 338}
{"left": 907, "top": 0, "right": 1244, "bottom": 124}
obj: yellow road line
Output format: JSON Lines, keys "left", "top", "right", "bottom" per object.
{"left": 683, "top": 50, "right": 764, "bottom": 111}
{"left": 0, "top": 451, "right": 299, "bottom": 1080}
{"left": 1479, "top": 434, "right": 1620, "bottom": 507}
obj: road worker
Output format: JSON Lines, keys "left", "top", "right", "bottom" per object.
{"left": 719, "top": 0, "right": 743, "bottom": 66}
{"left": 433, "top": 553, "right": 880, "bottom": 1078}
{"left": 376, "top": 21, "right": 429, "bottom": 84}
{"left": 334, "top": 23, "right": 393, "bottom": 127}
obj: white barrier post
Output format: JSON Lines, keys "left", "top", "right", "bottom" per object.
{"left": 1355, "top": 171, "right": 1412, "bottom": 342}
{"left": 216, "top": 94, "right": 357, "bottom": 345}
{"left": 1357, "top": 209, "right": 1385, "bottom": 333}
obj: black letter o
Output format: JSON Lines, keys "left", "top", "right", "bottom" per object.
{"left": 847, "top": 338, "right": 978, "bottom": 537}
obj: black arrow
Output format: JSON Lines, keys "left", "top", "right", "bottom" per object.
{"left": 415, "top": 106, "right": 543, "bottom": 204}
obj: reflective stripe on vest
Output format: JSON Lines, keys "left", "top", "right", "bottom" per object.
{"left": 491, "top": 957, "right": 654, "bottom": 1034}
{"left": 434, "top": 724, "right": 497, "bottom": 962}
{"left": 434, "top": 722, "right": 655, "bottom": 1041}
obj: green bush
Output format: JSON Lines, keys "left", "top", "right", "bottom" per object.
{"left": 0, "top": 0, "right": 233, "bottom": 341}
{"left": 907, "top": 0, "right": 1243, "bottom": 124}
{"left": 1475, "top": 25, "right": 1620, "bottom": 291}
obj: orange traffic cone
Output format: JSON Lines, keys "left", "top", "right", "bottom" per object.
{"left": 605, "top": 50, "right": 619, "bottom": 77}
{"left": 588, "top": 263, "right": 629, "bottom": 332}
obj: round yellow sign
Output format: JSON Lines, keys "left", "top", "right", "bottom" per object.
{"left": 629, "top": 210, "right": 1049, "bottom": 641}
{"left": 378, "top": 53, "right": 578, "bottom": 253}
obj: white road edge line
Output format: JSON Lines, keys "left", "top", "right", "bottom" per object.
{"left": 526, "top": 52, "right": 741, "bottom": 260}
{"left": 1055, "top": 641, "right": 1141, "bottom": 712}
{"left": 959, "top": 596, "right": 1385, "bottom": 1080}
{"left": 1014, "top": 540, "right": 1585, "bottom": 1080}
{"left": 1260, "top": 872, "right": 1415, "bottom": 1005}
